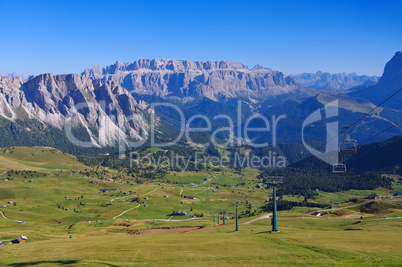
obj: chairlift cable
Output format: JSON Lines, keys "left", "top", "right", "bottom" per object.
{"left": 347, "top": 88, "right": 402, "bottom": 129}
{"left": 332, "top": 120, "right": 401, "bottom": 173}
{"left": 359, "top": 120, "right": 402, "bottom": 145}
{"left": 318, "top": 88, "right": 402, "bottom": 150}
{"left": 326, "top": 88, "right": 401, "bottom": 173}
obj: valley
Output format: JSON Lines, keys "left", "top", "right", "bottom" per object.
{"left": 1, "top": 1, "right": 402, "bottom": 265}
{"left": 0, "top": 146, "right": 401, "bottom": 266}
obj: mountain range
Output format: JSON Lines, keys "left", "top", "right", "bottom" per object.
{"left": 82, "top": 59, "right": 299, "bottom": 102}
{"left": 290, "top": 71, "right": 379, "bottom": 90}
{"left": 0, "top": 74, "right": 154, "bottom": 149}
{"left": 0, "top": 52, "right": 401, "bottom": 156}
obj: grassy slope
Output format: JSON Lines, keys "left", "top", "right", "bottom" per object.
{"left": 0, "top": 147, "right": 401, "bottom": 266}
{"left": 1, "top": 219, "right": 401, "bottom": 266}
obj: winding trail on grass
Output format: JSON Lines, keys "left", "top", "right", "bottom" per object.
{"left": 112, "top": 204, "right": 141, "bottom": 219}
{"left": 282, "top": 216, "right": 402, "bottom": 222}
{"left": 193, "top": 187, "right": 211, "bottom": 197}
{"left": 112, "top": 187, "right": 159, "bottom": 219}
{"left": 111, "top": 195, "right": 131, "bottom": 202}
{"left": 144, "top": 187, "right": 159, "bottom": 196}
{"left": 242, "top": 213, "right": 402, "bottom": 224}
{"left": 318, "top": 200, "right": 372, "bottom": 212}
{"left": 258, "top": 183, "right": 267, "bottom": 192}
{"left": 0, "top": 210, "right": 18, "bottom": 222}
{"left": 145, "top": 217, "right": 207, "bottom": 222}
{"left": 243, "top": 213, "right": 271, "bottom": 224}
{"left": 112, "top": 186, "right": 159, "bottom": 202}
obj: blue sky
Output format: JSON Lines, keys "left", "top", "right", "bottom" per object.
{"left": 0, "top": 0, "right": 401, "bottom": 76}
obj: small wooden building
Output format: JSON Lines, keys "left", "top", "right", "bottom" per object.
{"left": 17, "top": 235, "right": 28, "bottom": 243}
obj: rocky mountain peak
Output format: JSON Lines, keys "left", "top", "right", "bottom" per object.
{"left": 251, "top": 64, "right": 270, "bottom": 71}
{"left": 82, "top": 59, "right": 297, "bottom": 101}
{"left": 0, "top": 73, "right": 154, "bottom": 147}
{"left": 377, "top": 51, "right": 402, "bottom": 88}
{"left": 350, "top": 51, "right": 402, "bottom": 109}
{"left": 84, "top": 59, "right": 250, "bottom": 74}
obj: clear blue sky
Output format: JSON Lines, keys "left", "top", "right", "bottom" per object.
{"left": 0, "top": 0, "right": 401, "bottom": 76}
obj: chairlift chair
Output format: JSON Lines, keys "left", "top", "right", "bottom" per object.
{"left": 333, "top": 163, "right": 347, "bottom": 173}
{"left": 339, "top": 139, "right": 358, "bottom": 154}
{"left": 339, "top": 126, "right": 357, "bottom": 154}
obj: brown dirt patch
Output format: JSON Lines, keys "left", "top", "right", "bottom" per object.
{"left": 128, "top": 226, "right": 204, "bottom": 235}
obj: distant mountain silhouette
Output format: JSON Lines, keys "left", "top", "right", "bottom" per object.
{"left": 350, "top": 51, "right": 402, "bottom": 109}
{"left": 290, "top": 71, "right": 378, "bottom": 90}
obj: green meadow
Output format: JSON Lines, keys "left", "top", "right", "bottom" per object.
{"left": 0, "top": 147, "right": 401, "bottom": 266}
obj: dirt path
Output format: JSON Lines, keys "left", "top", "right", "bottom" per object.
{"left": 144, "top": 187, "right": 159, "bottom": 196}
{"left": 112, "top": 186, "right": 159, "bottom": 202}
{"left": 112, "top": 204, "right": 141, "bottom": 220}
{"left": 112, "top": 187, "right": 159, "bottom": 219}
{"left": 146, "top": 217, "right": 207, "bottom": 222}
{"left": 259, "top": 183, "right": 267, "bottom": 192}
{"left": 281, "top": 216, "right": 402, "bottom": 222}
{"left": 111, "top": 195, "right": 131, "bottom": 202}
{"left": 0, "top": 210, "right": 18, "bottom": 222}
{"left": 242, "top": 212, "right": 402, "bottom": 224}
{"left": 345, "top": 215, "right": 360, "bottom": 218}
{"left": 129, "top": 226, "right": 204, "bottom": 235}
{"left": 193, "top": 187, "right": 211, "bottom": 196}
{"left": 243, "top": 213, "right": 270, "bottom": 224}
{"left": 318, "top": 200, "right": 372, "bottom": 212}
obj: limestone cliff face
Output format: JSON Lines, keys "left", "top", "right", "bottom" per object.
{"left": 82, "top": 59, "right": 297, "bottom": 102}
{"left": 350, "top": 51, "right": 402, "bottom": 109}
{"left": 0, "top": 74, "right": 154, "bottom": 147}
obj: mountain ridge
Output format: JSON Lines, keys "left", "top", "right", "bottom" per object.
{"left": 82, "top": 59, "right": 298, "bottom": 102}
{"left": 0, "top": 73, "right": 154, "bottom": 148}
{"left": 290, "top": 71, "right": 379, "bottom": 90}
{"left": 0, "top": 53, "right": 401, "bottom": 155}
{"left": 350, "top": 51, "right": 402, "bottom": 109}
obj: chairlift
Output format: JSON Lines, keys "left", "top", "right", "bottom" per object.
{"left": 339, "top": 139, "right": 357, "bottom": 154}
{"left": 339, "top": 126, "right": 357, "bottom": 154}
{"left": 333, "top": 163, "right": 347, "bottom": 173}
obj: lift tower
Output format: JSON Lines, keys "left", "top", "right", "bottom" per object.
{"left": 233, "top": 201, "right": 241, "bottom": 232}
{"left": 265, "top": 176, "right": 283, "bottom": 233}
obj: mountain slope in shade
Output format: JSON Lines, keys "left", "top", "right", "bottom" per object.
{"left": 0, "top": 74, "right": 155, "bottom": 148}
{"left": 0, "top": 53, "right": 401, "bottom": 155}
{"left": 243, "top": 94, "right": 402, "bottom": 146}
{"left": 347, "top": 135, "right": 402, "bottom": 173}
{"left": 82, "top": 59, "right": 298, "bottom": 102}
{"left": 289, "top": 135, "right": 402, "bottom": 173}
{"left": 290, "top": 71, "right": 379, "bottom": 90}
{"left": 350, "top": 51, "right": 402, "bottom": 109}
